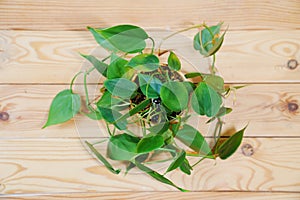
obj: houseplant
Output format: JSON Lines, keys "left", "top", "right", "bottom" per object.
{"left": 43, "top": 22, "right": 246, "bottom": 191}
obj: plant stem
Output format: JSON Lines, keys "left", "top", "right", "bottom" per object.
{"left": 158, "top": 24, "right": 205, "bottom": 54}
{"left": 211, "top": 54, "right": 216, "bottom": 74}
{"left": 148, "top": 37, "right": 155, "bottom": 54}
{"left": 70, "top": 71, "right": 83, "bottom": 92}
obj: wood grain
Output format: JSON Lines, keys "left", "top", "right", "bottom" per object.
{"left": 1, "top": 192, "right": 300, "bottom": 200}
{"left": 1, "top": 30, "right": 299, "bottom": 84}
{"left": 0, "top": 84, "right": 300, "bottom": 138}
{"left": 1, "top": 0, "right": 299, "bottom": 31}
{"left": 0, "top": 138, "right": 299, "bottom": 194}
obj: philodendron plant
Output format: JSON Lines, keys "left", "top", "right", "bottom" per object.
{"left": 43, "top": 22, "right": 246, "bottom": 191}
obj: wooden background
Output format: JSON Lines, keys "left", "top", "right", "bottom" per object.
{"left": 1, "top": 0, "right": 300, "bottom": 199}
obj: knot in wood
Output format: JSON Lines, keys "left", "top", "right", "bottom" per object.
{"left": 288, "top": 102, "right": 298, "bottom": 112}
{"left": 241, "top": 143, "right": 254, "bottom": 156}
{"left": 0, "top": 112, "right": 9, "bottom": 121}
{"left": 287, "top": 59, "right": 298, "bottom": 70}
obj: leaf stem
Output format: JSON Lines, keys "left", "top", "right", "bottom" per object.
{"left": 158, "top": 24, "right": 205, "bottom": 54}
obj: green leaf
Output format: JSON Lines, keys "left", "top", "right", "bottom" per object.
{"left": 179, "top": 158, "right": 193, "bottom": 175}
{"left": 43, "top": 89, "right": 81, "bottom": 128}
{"left": 97, "top": 91, "right": 129, "bottom": 111}
{"left": 83, "top": 110, "right": 103, "bottom": 120}
{"left": 175, "top": 124, "right": 212, "bottom": 156}
{"left": 136, "top": 135, "right": 164, "bottom": 153}
{"left": 167, "top": 52, "right": 181, "bottom": 71}
{"left": 80, "top": 54, "right": 108, "bottom": 77}
{"left": 127, "top": 54, "right": 160, "bottom": 72}
{"left": 138, "top": 74, "right": 162, "bottom": 98}
{"left": 104, "top": 78, "right": 137, "bottom": 98}
{"left": 203, "top": 74, "right": 225, "bottom": 93}
{"left": 107, "top": 55, "right": 134, "bottom": 79}
{"left": 85, "top": 141, "right": 120, "bottom": 174}
{"left": 98, "top": 106, "right": 127, "bottom": 130}
{"left": 184, "top": 72, "right": 202, "bottom": 79}
{"left": 191, "top": 82, "right": 222, "bottom": 117}
{"left": 217, "top": 126, "right": 247, "bottom": 160}
{"left": 126, "top": 153, "right": 149, "bottom": 174}
{"left": 148, "top": 122, "right": 170, "bottom": 135}
{"left": 107, "top": 134, "right": 140, "bottom": 161}
{"left": 135, "top": 162, "right": 188, "bottom": 192}
{"left": 201, "top": 23, "right": 222, "bottom": 52}
{"left": 165, "top": 151, "right": 186, "bottom": 173}
{"left": 193, "top": 32, "right": 201, "bottom": 51}
{"left": 88, "top": 25, "right": 148, "bottom": 53}
{"left": 206, "top": 32, "right": 225, "bottom": 56}
{"left": 160, "top": 81, "right": 188, "bottom": 112}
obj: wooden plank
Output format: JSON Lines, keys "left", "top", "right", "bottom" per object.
{"left": 1, "top": 84, "right": 300, "bottom": 138}
{"left": 1, "top": 0, "right": 299, "bottom": 30}
{"left": 1, "top": 192, "right": 300, "bottom": 200}
{"left": 0, "top": 30, "right": 299, "bottom": 84}
{"left": 0, "top": 138, "right": 299, "bottom": 193}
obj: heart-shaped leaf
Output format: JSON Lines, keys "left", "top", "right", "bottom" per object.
{"left": 104, "top": 78, "right": 137, "bottom": 98}
{"left": 107, "top": 55, "right": 134, "bottom": 79}
{"left": 43, "top": 89, "right": 80, "bottom": 128}
{"left": 136, "top": 135, "right": 164, "bottom": 153}
{"left": 160, "top": 81, "right": 188, "bottom": 112}
{"left": 127, "top": 54, "right": 160, "bottom": 72}
{"left": 107, "top": 134, "right": 140, "bottom": 161}
{"left": 192, "top": 82, "right": 222, "bottom": 117}
{"left": 203, "top": 74, "right": 225, "bottom": 93}
{"left": 168, "top": 52, "right": 181, "bottom": 71}
{"left": 138, "top": 74, "right": 162, "bottom": 98}
{"left": 88, "top": 25, "right": 148, "bottom": 53}
{"left": 97, "top": 91, "right": 129, "bottom": 111}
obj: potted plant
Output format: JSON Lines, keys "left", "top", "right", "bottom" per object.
{"left": 43, "top": 22, "right": 246, "bottom": 191}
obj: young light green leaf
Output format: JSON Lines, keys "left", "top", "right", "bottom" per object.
{"left": 165, "top": 151, "right": 186, "bottom": 173}
{"left": 203, "top": 74, "right": 225, "bottom": 93}
{"left": 97, "top": 106, "right": 127, "bottom": 130}
{"left": 43, "top": 89, "right": 80, "bottom": 128}
{"left": 127, "top": 54, "right": 160, "bottom": 72}
{"left": 104, "top": 78, "right": 137, "bottom": 98}
{"left": 135, "top": 162, "right": 188, "bottom": 192}
{"left": 217, "top": 126, "right": 247, "bottom": 160}
{"left": 167, "top": 52, "right": 181, "bottom": 71}
{"left": 191, "top": 82, "right": 222, "bottom": 117}
{"left": 83, "top": 110, "right": 103, "bottom": 120}
{"left": 136, "top": 135, "right": 164, "bottom": 153}
{"left": 107, "top": 133, "right": 140, "bottom": 161}
{"left": 87, "top": 25, "right": 148, "bottom": 53}
{"left": 80, "top": 54, "right": 108, "bottom": 77}
{"left": 175, "top": 124, "right": 212, "bottom": 156}
{"left": 85, "top": 141, "right": 120, "bottom": 174}
{"left": 138, "top": 74, "right": 162, "bottom": 98}
{"left": 107, "top": 55, "right": 134, "bottom": 79}
{"left": 160, "top": 81, "right": 189, "bottom": 112}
